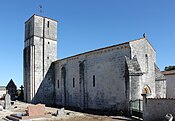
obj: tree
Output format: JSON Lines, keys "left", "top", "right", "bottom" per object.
{"left": 164, "top": 66, "right": 175, "bottom": 71}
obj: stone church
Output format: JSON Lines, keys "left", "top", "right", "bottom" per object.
{"left": 24, "top": 14, "right": 166, "bottom": 113}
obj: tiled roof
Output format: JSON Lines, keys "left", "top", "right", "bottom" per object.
{"left": 162, "top": 70, "right": 175, "bottom": 75}
{"left": 54, "top": 37, "right": 146, "bottom": 64}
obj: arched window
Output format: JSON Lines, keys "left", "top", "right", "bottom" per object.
{"left": 142, "top": 85, "right": 151, "bottom": 94}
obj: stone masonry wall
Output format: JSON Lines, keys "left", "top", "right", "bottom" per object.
{"left": 54, "top": 43, "right": 131, "bottom": 112}
{"left": 129, "top": 38, "right": 156, "bottom": 98}
{"left": 155, "top": 80, "right": 166, "bottom": 98}
{"left": 143, "top": 98, "right": 175, "bottom": 121}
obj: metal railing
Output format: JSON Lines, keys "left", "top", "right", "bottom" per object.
{"left": 130, "top": 99, "right": 143, "bottom": 118}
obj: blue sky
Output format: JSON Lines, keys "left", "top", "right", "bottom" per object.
{"left": 0, "top": 0, "right": 175, "bottom": 87}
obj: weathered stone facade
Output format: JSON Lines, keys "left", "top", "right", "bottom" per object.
{"left": 142, "top": 97, "right": 175, "bottom": 121}
{"left": 54, "top": 42, "right": 131, "bottom": 112}
{"left": 24, "top": 15, "right": 57, "bottom": 103}
{"left": 24, "top": 15, "right": 166, "bottom": 113}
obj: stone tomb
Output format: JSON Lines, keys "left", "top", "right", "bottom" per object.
{"left": 27, "top": 104, "right": 45, "bottom": 116}
{"left": 6, "top": 104, "right": 51, "bottom": 121}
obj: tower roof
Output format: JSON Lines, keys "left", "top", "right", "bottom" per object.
{"left": 162, "top": 70, "right": 175, "bottom": 75}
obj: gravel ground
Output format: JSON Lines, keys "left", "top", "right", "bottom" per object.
{"left": 0, "top": 101, "right": 138, "bottom": 121}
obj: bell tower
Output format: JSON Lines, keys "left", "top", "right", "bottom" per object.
{"left": 23, "top": 14, "right": 57, "bottom": 102}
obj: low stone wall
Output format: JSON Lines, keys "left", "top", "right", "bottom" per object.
{"left": 143, "top": 97, "right": 175, "bottom": 121}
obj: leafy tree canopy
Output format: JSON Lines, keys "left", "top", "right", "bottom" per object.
{"left": 164, "top": 66, "right": 175, "bottom": 71}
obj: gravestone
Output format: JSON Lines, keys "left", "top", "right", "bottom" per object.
{"left": 4, "top": 93, "right": 11, "bottom": 110}
{"left": 57, "top": 108, "right": 65, "bottom": 116}
{"left": 0, "top": 105, "right": 3, "bottom": 111}
{"left": 27, "top": 104, "right": 45, "bottom": 116}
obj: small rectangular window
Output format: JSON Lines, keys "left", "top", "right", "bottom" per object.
{"left": 93, "top": 75, "right": 95, "bottom": 87}
{"left": 28, "top": 22, "right": 31, "bottom": 36}
{"left": 58, "top": 80, "right": 59, "bottom": 88}
{"left": 47, "top": 21, "right": 50, "bottom": 28}
{"left": 73, "top": 78, "right": 75, "bottom": 88}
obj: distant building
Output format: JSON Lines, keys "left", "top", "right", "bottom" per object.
{"left": 0, "top": 86, "right": 6, "bottom": 99}
{"left": 24, "top": 14, "right": 166, "bottom": 114}
{"left": 6, "top": 79, "right": 17, "bottom": 101}
{"left": 162, "top": 70, "right": 175, "bottom": 98}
